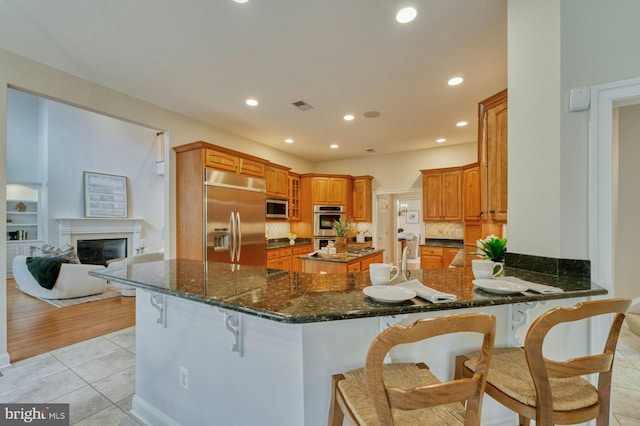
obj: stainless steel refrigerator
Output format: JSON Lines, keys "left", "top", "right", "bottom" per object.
{"left": 205, "top": 169, "right": 266, "bottom": 266}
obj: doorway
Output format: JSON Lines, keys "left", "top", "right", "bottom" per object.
{"left": 375, "top": 191, "right": 422, "bottom": 265}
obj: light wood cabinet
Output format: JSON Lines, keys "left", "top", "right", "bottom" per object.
{"left": 421, "top": 167, "right": 463, "bottom": 221}
{"left": 352, "top": 176, "right": 373, "bottom": 222}
{"left": 267, "top": 244, "right": 313, "bottom": 272}
{"left": 204, "top": 147, "right": 266, "bottom": 178}
{"left": 420, "top": 246, "right": 460, "bottom": 270}
{"left": 311, "top": 176, "right": 347, "bottom": 205}
{"left": 478, "top": 89, "right": 508, "bottom": 223}
{"left": 265, "top": 164, "right": 290, "bottom": 198}
{"left": 463, "top": 164, "right": 482, "bottom": 221}
{"left": 288, "top": 173, "right": 301, "bottom": 221}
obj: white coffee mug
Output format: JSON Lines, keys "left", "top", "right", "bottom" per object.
{"left": 472, "top": 259, "right": 504, "bottom": 279}
{"left": 369, "top": 263, "right": 400, "bottom": 285}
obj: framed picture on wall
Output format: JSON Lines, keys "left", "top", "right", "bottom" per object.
{"left": 406, "top": 210, "right": 419, "bottom": 223}
{"left": 84, "top": 171, "right": 128, "bottom": 218}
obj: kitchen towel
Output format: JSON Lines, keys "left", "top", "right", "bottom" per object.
{"left": 396, "top": 279, "right": 457, "bottom": 303}
{"left": 496, "top": 276, "right": 564, "bottom": 294}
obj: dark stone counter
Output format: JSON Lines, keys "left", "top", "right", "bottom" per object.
{"left": 300, "top": 248, "right": 383, "bottom": 264}
{"left": 421, "top": 238, "right": 464, "bottom": 248}
{"left": 91, "top": 259, "right": 607, "bottom": 324}
{"left": 266, "top": 237, "right": 313, "bottom": 250}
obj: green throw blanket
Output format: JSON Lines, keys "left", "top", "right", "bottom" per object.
{"left": 26, "top": 257, "right": 70, "bottom": 290}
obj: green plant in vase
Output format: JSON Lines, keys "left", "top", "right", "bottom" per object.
{"left": 333, "top": 217, "right": 354, "bottom": 253}
{"left": 476, "top": 236, "right": 507, "bottom": 262}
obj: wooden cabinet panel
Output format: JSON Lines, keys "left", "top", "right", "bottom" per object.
{"left": 347, "top": 262, "right": 361, "bottom": 273}
{"left": 291, "top": 244, "right": 313, "bottom": 272}
{"left": 463, "top": 165, "right": 482, "bottom": 221}
{"left": 443, "top": 248, "right": 460, "bottom": 268}
{"left": 421, "top": 256, "right": 444, "bottom": 270}
{"left": 478, "top": 89, "right": 508, "bottom": 223}
{"left": 353, "top": 176, "right": 372, "bottom": 222}
{"left": 240, "top": 158, "right": 265, "bottom": 177}
{"left": 266, "top": 256, "right": 291, "bottom": 271}
{"left": 311, "top": 177, "right": 347, "bottom": 205}
{"left": 205, "top": 149, "right": 239, "bottom": 172}
{"left": 420, "top": 246, "right": 461, "bottom": 270}
{"left": 422, "top": 168, "right": 462, "bottom": 221}
{"left": 265, "top": 165, "right": 289, "bottom": 198}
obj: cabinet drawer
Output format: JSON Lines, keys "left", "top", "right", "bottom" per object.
{"left": 266, "top": 247, "right": 292, "bottom": 260}
{"left": 292, "top": 245, "right": 313, "bottom": 255}
{"left": 205, "top": 149, "right": 239, "bottom": 172}
{"left": 240, "top": 159, "right": 265, "bottom": 177}
{"left": 347, "top": 262, "right": 361, "bottom": 273}
{"left": 420, "top": 247, "right": 443, "bottom": 256}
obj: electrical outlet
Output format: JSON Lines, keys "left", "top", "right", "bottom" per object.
{"left": 179, "top": 366, "right": 189, "bottom": 390}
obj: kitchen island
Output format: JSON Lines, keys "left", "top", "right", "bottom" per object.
{"left": 299, "top": 247, "right": 384, "bottom": 274}
{"left": 92, "top": 260, "right": 606, "bottom": 426}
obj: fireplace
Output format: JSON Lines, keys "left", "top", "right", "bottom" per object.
{"left": 77, "top": 238, "right": 127, "bottom": 265}
{"left": 56, "top": 218, "right": 143, "bottom": 263}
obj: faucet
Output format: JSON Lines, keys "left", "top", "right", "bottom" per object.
{"left": 401, "top": 245, "right": 411, "bottom": 279}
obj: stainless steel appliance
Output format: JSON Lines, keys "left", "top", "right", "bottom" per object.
{"left": 265, "top": 198, "right": 288, "bottom": 220}
{"left": 313, "top": 205, "right": 346, "bottom": 237}
{"left": 205, "top": 170, "right": 266, "bottom": 266}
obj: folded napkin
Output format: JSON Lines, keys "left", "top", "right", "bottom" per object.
{"left": 396, "top": 280, "right": 457, "bottom": 304}
{"left": 496, "top": 276, "right": 564, "bottom": 294}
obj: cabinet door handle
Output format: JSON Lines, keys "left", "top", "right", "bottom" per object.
{"left": 477, "top": 211, "right": 484, "bottom": 217}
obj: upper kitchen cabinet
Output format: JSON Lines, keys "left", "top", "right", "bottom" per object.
{"left": 305, "top": 175, "right": 349, "bottom": 206}
{"left": 288, "top": 172, "right": 301, "bottom": 221}
{"left": 421, "top": 167, "right": 463, "bottom": 222}
{"left": 265, "top": 163, "right": 290, "bottom": 198}
{"left": 203, "top": 143, "right": 267, "bottom": 178}
{"left": 478, "top": 89, "right": 508, "bottom": 222}
{"left": 352, "top": 176, "right": 373, "bottom": 222}
{"left": 463, "top": 164, "right": 482, "bottom": 222}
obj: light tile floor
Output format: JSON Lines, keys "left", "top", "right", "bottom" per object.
{"left": 0, "top": 327, "right": 139, "bottom": 425}
{"left": 1, "top": 325, "right": 639, "bottom": 425}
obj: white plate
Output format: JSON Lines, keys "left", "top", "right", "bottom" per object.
{"left": 363, "top": 285, "right": 417, "bottom": 303}
{"left": 473, "top": 279, "right": 528, "bottom": 294}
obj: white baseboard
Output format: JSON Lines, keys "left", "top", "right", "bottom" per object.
{"left": 0, "top": 352, "right": 11, "bottom": 369}
{"left": 131, "top": 394, "right": 180, "bottom": 426}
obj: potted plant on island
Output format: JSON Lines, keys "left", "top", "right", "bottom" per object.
{"left": 332, "top": 217, "right": 354, "bottom": 253}
{"left": 476, "top": 236, "right": 507, "bottom": 263}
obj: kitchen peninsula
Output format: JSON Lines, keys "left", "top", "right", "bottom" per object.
{"left": 300, "top": 247, "right": 384, "bottom": 274}
{"left": 91, "top": 260, "right": 606, "bottom": 426}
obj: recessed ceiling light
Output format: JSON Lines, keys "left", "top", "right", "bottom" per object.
{"left": 396, "top": 7, "right": 417, "bottom": 23}
{"left": 343, "top": 114, "right": 355, "bottom": 121}
{"left": 330, "top": 144, "right": 339, "bottom": 149}
{"left": 233, "top": 0, "right": 249, "bottom": 3}
{"left": 456, "top": 121, "right": 468, "bottom": 127}
{"left": 284, "top": 138, "right": 294, "bottom": 144}
{"left": 448, "top": 77, "right": 464, "bottom": 86}
{"left": 246, "top": 99, "right": 258, "bottom": 106}
{"left": 436, "top": 138, "right": 446, "bottom": 143}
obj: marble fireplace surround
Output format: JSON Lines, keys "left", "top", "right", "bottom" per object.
{"left": 56, "top": 218, "right": 143, "bottom": 258}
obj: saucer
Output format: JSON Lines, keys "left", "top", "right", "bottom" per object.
{"left": 472, "top": 279, "right": 527, "bottom": 294}
{"left": 363, "top": 286, "right": 417, "bottom": 303}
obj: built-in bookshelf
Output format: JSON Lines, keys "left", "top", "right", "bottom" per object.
{"left": 6, "top": 183, "right": 41, "bottom": 242}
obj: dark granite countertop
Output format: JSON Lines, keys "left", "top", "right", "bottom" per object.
{"left": 91, "top": 259, "right": 607, "bottom": 324}
{"left": 266, "top": 238, "right": 313, "bottom": 250}
{"left": 300, "top": 248, "right": 384, "bottom": 264}
{"left": 421, "top": 238, "right": 464, "bottom": 248}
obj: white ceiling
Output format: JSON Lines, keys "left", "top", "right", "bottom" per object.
{"left": 0, "top": 0, "right": 507, "bottom": 162}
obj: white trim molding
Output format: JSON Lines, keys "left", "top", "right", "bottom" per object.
{"left": 56, "top": 217, "right": 143, "bottom": 255}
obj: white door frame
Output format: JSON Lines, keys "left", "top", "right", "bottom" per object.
{"left": 589, "top": 76, "right": 640, "bottom": 354}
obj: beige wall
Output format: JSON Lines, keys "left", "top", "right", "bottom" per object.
{"left": 615, "top": 104, "right": 640, "bottom": 300}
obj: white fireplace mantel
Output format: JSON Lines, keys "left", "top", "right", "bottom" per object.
{"left": 57, "top": 218, "right": 143, "bottom": 255}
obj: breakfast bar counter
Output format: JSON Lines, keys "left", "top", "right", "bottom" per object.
{"left": 91, "top": 260, "right": 606, "bottom": 426}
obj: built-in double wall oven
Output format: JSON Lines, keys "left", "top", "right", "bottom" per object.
{"left": 313, "top": 205, "right": 345, "bottom": 251}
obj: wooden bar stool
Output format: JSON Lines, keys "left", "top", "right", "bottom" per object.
{"left": 456, "top": 298, "right": 631, "bottom": 426}
{"left": 328, "top": 313, "right": 496, "bottom": 425}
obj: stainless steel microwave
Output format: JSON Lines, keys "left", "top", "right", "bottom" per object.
{"left": 266, "top": 198, "right": 288, "bottom": 220}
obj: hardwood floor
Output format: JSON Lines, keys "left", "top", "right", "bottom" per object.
{"left": 6, "top": 278, "right": 135, "bottom": 363}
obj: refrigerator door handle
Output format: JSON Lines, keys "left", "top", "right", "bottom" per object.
{"left": 236, "top": 212, "right": 242, "bottom": 261}
{"left": 229, "top": 212, "right": 236, "bottom": 262}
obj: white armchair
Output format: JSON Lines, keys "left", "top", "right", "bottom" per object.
{"left": 12, "top": 255, "right": 107, "bottom": 299}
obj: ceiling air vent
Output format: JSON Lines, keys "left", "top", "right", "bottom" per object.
{"left": 291, "top": 100, "right": 313, "bottom": 111}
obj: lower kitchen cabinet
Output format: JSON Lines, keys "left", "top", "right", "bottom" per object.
{"left": 420, "top": 246, "right": 460, "bottom": 270}
{"left": 301, "top": 251, "right": 383, "bottom": 274}
{"left": 266, "top": 244, "right": 313, "bottom": 272}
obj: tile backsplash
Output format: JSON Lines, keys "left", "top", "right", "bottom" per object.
{"left": 266, "top": 222, "right": 290, "bottom": 239}
{"left": 424, "top": 222, "right": 463, "bottom": 239}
